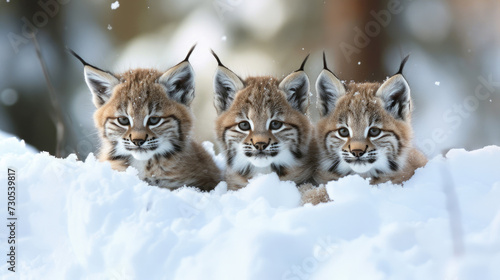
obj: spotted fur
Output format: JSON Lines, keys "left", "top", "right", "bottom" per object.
{"left": 212, "top": 52, "right": 318, "bottom": 190}
{"left": 315, "top": 54, "right": 427, "bottom": 185}
{"left": 71, "top": 46, "right": 221, "bottom": 191}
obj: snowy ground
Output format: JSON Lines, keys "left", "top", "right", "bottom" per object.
{"left": 0, "top": 132, "right": 499, "bottom": 280}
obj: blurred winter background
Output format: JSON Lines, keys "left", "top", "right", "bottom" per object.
{"left": 0, "top": 0, "right": 498, "bottom": 158}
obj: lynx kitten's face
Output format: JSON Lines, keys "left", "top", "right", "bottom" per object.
{"left": 219, "top": 77, "right": 310, "bottom": 173}
{"left": 212, "top": 53, "right": 312, "bottom": 177}
{"left": 71, "top": 48, "right": 196, "bottom": 162}
{"left": 316, "top": 55, "right": 413, "bottom": 178}
{"left": 95, "top": 69, "right": 193, "bottom": 161}
{"left": 318, "top": 83, "right": 411, "bottom": 176}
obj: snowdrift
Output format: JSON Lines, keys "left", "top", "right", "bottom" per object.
{"left": 0, "top": 133, "right": 499, "bottom": 280}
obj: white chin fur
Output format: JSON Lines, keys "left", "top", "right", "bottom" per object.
{"left": 248, "top": 156, "right": 274, "bottom": 168}
{"left": 349, "top": 162, "right": 374, "bottom": 174}
{"left": 130, "top": 151, "right": 154, "bottom": 161}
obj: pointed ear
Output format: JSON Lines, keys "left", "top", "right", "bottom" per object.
{"left": 279, "top": 71, "right": 310, "bottom": 113}
{"left": 158, "top": 61, "right": 195, "bottom": 106}
{"left": 84, "top": 65, "right": 120, "bottom": 108}
{"left": 68, "top": 48, "right": 120, "bottom": 108}
{"left": 279, "top": 54, "right": 311, "bottom": 114}
{"left": 376, "top": 74, "right": 411, "bottom": 120}
{"left": 315, "top": 52, "right": 346, "bottom": 116}
{"left": 211, "top": 50, "right": 244, "bottom": 115}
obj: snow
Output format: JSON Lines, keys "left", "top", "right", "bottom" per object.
{"left": 435, "top": 81, "right": 441, "bottom": 86}
{"left": 111, "top": 1, "right": 119, "bottom": 10}
{"left": 0, "top": 131, "right": 37, "bottom": 154}
{"left": 0, "top": 133, "right": 499, "bottom": 279}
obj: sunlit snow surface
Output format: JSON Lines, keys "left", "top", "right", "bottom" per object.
{"left": 0, "top": 133, "right": 499, "bottom": 280}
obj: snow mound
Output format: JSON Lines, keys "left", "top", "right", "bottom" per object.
{"left": 0, "top": 134, "right": 499, "bottom": 279}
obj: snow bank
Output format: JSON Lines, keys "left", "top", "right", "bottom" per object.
{"left": 0, "top": 133, "right": 499, "bottom": 279}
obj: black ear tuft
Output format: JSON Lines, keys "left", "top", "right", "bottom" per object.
{"left": 67, "top": 47, "right": 88, "bottom": 66}
{"left": 211, "top": 49, "right": 224, "bottom": 67}
{"left": 182, "top": 44, "right": 197, "bottom": 62}
{"left": 396, "top": 54, "right": 410, "bottom": 75}
{"left": 297, "top": 54, "right": 310, "bottom": 72}
{"left": 67, "top": 47, "right": 112, "bottom": 74}
{"left": 322, "top": 51, "right": 328, "bottom": 70}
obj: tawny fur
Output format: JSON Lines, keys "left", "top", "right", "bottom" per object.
{"left": 298, "top": 183, "right": 331, "bottom": 205}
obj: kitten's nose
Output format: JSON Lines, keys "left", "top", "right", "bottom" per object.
{"left": 351, "top": 149, "right": 365, "bottom": 157}
{"left": 252, "top": 138, "right": 270, "bottom": 151}
{"left": 132, "top": 139, "right": 146, "bottom": 147}
{"left": 253, "top": 142, "right": 268, "bottom": 151}
{"left": 130, "top": 134, "right": 148, "bottom": 147}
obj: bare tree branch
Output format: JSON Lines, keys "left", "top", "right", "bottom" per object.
{"left": 31, "top": 33, "right": 65, "bottom": 158}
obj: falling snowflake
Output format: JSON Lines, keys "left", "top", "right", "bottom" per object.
{"left": 435, "top": 81, "right": 440, "bottom": 86}
{"left": 111, "top": 1, "right": 120, "bottom": 10}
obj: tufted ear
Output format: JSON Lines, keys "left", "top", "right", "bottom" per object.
{"left": 158, "top": 44, "right": 197, "bottom": 106}
{"left": 315, "top": 52, "right": 346, "bottom": 116}
{"left": 211, "top": 50, "right": 245, "bottom": 115}
{"left": 68, "top": 48, "right": 120, "bottom": 108}
{"left": 279, "top": 54, "right": 311, "bottom": 114}
{"left": 376, "top": 55, "right": 411, "bottom": 120}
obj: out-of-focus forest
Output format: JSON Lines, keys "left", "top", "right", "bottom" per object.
{"left": 0, "top": 0, "right": 498, "bottom": 159}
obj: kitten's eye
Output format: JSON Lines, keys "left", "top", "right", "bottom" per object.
{"left": 368, "top": 127, "right": 381, "bottom": 137}
{"left": 338, "top": 127, "right": 350, "bottom": 137}
{"left": 269, "top": 120, "right": 283, "bottom": 130}
{"left": 117, "top": 117, "right": 130, "bottom": 126}
{"left": 148, "top": 117, "right": 161, "bottom": 126}
{"left": 238, "top": 121, "right": 251, "bottom": 131}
